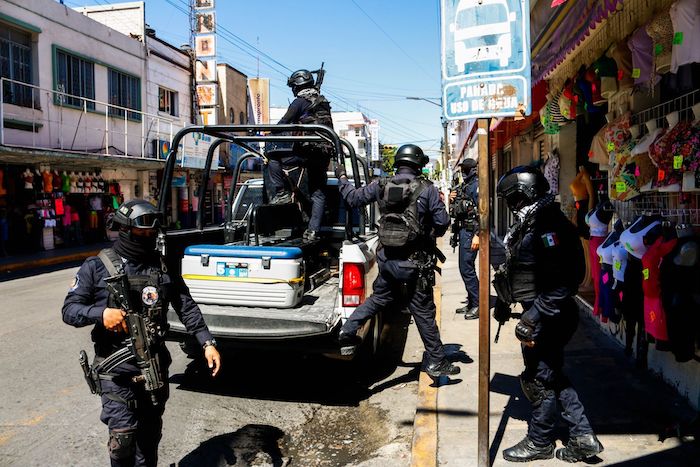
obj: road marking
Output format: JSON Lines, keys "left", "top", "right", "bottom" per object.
{"left": 410, "top": 282, "right": 441, "bottom": 467}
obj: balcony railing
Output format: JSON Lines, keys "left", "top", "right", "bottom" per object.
{"left": 0, "top": 77, "right": 185, "bottom": 159}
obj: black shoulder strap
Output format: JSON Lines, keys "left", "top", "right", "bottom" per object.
{"left": 409, "top": 177, "right": 429, "bottom": 203}
{"left": 98, "top": 248, "right": 123, "bottom": 276}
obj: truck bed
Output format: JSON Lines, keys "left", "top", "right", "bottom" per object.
{"left": 168, "top": 278, "right": 340, "bottom": 339}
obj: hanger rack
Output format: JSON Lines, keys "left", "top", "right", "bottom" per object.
{"left": 613, "top": 192, "right": 700, "bottom": 227}
{"left": 632, "top": 89, "right": 700, "bottom": 137}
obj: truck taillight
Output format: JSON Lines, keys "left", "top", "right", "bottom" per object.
{"left": 342, "top": 263, "right": 365, "bottom": 307}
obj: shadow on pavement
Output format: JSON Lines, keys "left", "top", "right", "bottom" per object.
{"left": 170, "top": 312, "right": 417, "bottom": 406}
{"left": 175, "top": 424, "right": 287, "bottom": 467}
{"left": 487, "top": 309, "right": 700, "bottom": 465}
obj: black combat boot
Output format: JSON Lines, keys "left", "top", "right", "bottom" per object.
{"left": 425, "top": 359, "right": 461, "bottom": 377}
{"left": 502, "top": 436, "right": 554, "bottom": 462}
{"left": 337, "top": 330, "right": 362, "bottom": 346}
{"left": 463, "top": 306, "right": 479, "bottom": 320}
{"left": 556, "top": 433, "right": 604, "bottom": 463}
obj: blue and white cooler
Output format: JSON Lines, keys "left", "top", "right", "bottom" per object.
{"left": 182, "top": 245, "right": 305, "bottom": 308}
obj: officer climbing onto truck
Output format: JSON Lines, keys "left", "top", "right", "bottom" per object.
{"left": 268, "top": 67, "right": 334, "bottom": 241}
{"left": 334, "top": 144, "right": 460, "bottom": 378}
{"left": 449, "top": 157, "right": 480, "bottom": 319}
{"left": 493, "top": 166, "right": 603, "bottom": 463}
{"left": 62, "top": 199, "right": 221, "bottom": 467}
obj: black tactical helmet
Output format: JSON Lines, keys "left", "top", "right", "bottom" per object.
{"left": 110, "top": 199, "right": 163, "bottom": 231}
{"left": 459, "top": 158, "right": 477, "bottom": 170}
{"left": 287, "top": 69, "right": 314, "bottom": 92}
{"left": 496, "top": 165, "right": 550, "bottom": 212}
{"left": 393, "top": 144, "right": 429, "bottom": 169}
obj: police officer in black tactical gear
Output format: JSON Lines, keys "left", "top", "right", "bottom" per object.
{"left": 334, "top": 144, "right": 460, "bottom": 378}
{"left": 62, "top": 199, "right": 221, "bottom": 467}
{"left": 493, "top": 166, "right": 603, "bottom": 463}
{"left": 449, "top": 158, "right": 480, "bottom": 319}
{"left": 268, "top": 68, "right": 334, "bottom": 241}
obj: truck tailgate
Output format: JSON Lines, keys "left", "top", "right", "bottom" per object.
{"left": 168, "top": 278, "right": 340, "bottom": 339}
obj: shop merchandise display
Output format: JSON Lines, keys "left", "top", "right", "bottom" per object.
{"left": 642, "top": 234, "right": 678, "bottom": 341}
{"left": 570, "top": 166, "right": 596, "bottom": 239}
{"left": 646, "top": 10, "right": 675, "bottom": 75}
{"left": 541, "top": 150, "right": 560, "bottom": 195}
{"left": 629, "top": 25, "right": 658, "bottom": 88}
{"left": 586, "top": 202, "right": 614, "bottom": 317}
{"left": 669, "top": 0, "right": 700, "bottom": 74}
{"left": 597, "top": 220, "right": 625, "bottom": 322}
{"left": 610, "top": 38, "right": 635, "bottom": 93}
{"left": 649, "top": 111, "right": 688, "bottom": 189}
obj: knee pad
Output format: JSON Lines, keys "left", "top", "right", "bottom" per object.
{"left": 108, "top": 428, "right": 136, "bottom": 460}
{"left": 519, "top": 375, "right": 554, "bottom": 407}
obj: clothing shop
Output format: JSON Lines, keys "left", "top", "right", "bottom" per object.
{"left": 0, "top": 155, "right": 161, "bottom": 257}
{"left": 474, "top": 0, "right": 700, "bottom": 409}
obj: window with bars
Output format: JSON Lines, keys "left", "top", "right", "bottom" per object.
{"left": 0, "top": 25, "right": 33, "bottom": 107}
{"left": 109, "top": 68, "right": 141, "bottom": 120}
{"left": 158, "top": 87, "right": 178, "bottom": 116}
{"left": 55, "top": 49, "right": 95, "bottom": 110}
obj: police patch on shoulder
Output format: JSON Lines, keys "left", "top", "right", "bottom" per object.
{"left": 142, "top": 286, "right": 159, "bottom": 306}
{"left": 69, "top": 275, "right": 80, "bottom": 291}
{"left": 541, "top": 232, "right": 559, "bottom": 248}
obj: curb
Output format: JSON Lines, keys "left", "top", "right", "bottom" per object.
{"left": 0, "top": 249, "right": 101, "bottom": 274}
{"left": 410, "top": 281, "right": 441, "bottom": 467}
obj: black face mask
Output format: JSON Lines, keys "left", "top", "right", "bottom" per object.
{"left": 462, "top": 168, "right": 477, "bottom": 179}
{"left": 113, "top": 229, "right": 158, "bottom": 263}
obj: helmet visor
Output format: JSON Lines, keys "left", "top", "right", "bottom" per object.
{"left": 131, "top": 213, "right": 162, "bottom": 229}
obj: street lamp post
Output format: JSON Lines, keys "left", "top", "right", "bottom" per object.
{"left": 405, "top": 97, "right": 449, "bottom": 182}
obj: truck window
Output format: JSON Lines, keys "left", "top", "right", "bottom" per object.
{"left": 233, "top": 185, "right": 264, "bottom": 220}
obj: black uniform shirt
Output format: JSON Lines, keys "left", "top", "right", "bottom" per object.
{"left": 513, "top": 202, "right": 583, "bottom": 320}
{"left": 278, "top": 97, "right": 312, "bottom": 124}
{"left": 339, "top": 167, "right": 450, "bottom": 257}
{"left": 62, "top": 254, "right": 213, "bottom": 357}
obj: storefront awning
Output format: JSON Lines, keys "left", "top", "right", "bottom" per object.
{"left": 531, "top": 0, "right": 624, "bottom": 83}
{"left": 0, "top": 145, "right": 166, "bottom": 170}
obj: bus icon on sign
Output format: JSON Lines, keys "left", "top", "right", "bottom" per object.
{"left": 449, "top": 0, "right": 517, "bottom": 70}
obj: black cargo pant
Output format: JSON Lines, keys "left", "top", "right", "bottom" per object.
{"left": 521, "top": 299, "right": 594, "bottom": 446}
{"left": 341, "top": 258, "right": 446, "bottom": 365}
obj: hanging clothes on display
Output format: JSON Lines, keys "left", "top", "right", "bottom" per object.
{"left": 629, "top": 24, "right": 658, "bottom": 89}
{"left": 619, "top": 216, "right": 663, "bottom": 362}
{"left": 660, "top": 231, "right": 700, "bottom": 363}
{"left": 646, "top": 10, "right": 675, "bottom": 75}
{"left": 642, "top": 234, "right": 678, "bottom": 343}
{"left": 670, "top": 0, "right": 700, "bottom": 74}
{"left": 542, "top": 150, "right": 560, "bottom": 195}
{"left": 598, "top": 220, "right": 625, "bottom": 323}
{"left": 586, "top": 202, "right": 613, "bottom": 318}
{"left": 610, "top": 37, "right": 635, "bottom": 93}
{"left": 649, "top": 112, "right": 688, "bottom": 189}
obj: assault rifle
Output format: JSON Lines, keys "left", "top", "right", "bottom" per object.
{"left": 78, "top": 274, "right": 164, "bottom": 406}
{"left": 105, "top": 273, "right": 164, "bottom": 405}
{"left": 312, "top": 62, "right": 326, "bottom": 92}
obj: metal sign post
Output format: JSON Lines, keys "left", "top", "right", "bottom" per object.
{"left": 440, "top": 1, "right": 531, "bottom": 465}
{"left": 476, "top": 118, "right": 490, "bottom": 467}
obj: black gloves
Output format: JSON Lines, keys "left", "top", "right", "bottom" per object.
{"left": 493, "top": 299, "right": 512, "bottom": 323}
{"left": 334, "top": 165, "right": 347, "bottom": 180}
{"left": 515, "top": 309, "right": 539, "bottom": 346}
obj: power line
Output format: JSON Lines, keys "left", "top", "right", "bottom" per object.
{"left": 348, "top": 0, "right": 435, "bottom": 79}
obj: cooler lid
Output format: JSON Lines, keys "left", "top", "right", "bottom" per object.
{"left": 185, "top": 244, "right": 303, "bottom": 259}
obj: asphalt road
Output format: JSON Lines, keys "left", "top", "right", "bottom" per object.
{"left": 0, "top": 267, "right": 424, "bottom": 467}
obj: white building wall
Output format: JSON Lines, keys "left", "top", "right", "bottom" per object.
{"left": 1, "top": 0, "right": 148, "bottom": 156}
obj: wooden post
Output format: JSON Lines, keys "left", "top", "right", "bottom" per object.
{"left": 477, "top": 118, "right": 491, "bottom": 467}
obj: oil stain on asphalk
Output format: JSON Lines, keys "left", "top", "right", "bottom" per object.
{"left": 282, "top": 401, "right": 392, "bottom": 467}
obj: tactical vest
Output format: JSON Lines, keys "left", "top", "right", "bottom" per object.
{"left": 493, "top": 222, "right": 538, "bottom": 304}
{"left": 451, "top": 180, "right": 479, "bottom": 228}
{"left": 299, "top": 94, "right": 334, "bottom": 157}
{"left": 95, "top": 249, "right": 169, "bottom": 356}
{"left": 377, "top": 176, "right": 428, "bottom": 248}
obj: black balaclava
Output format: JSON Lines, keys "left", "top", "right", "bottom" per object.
{"left": 113, "top": 228, "right": 158, "bottom": 263}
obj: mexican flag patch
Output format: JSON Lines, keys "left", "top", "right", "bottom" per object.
{"left": 541, "top": 232, "right": 559, "bottom": 248}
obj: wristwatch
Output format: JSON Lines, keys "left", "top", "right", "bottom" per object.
{"left": 203, "top": 339, "right": 217, "bottom": 349}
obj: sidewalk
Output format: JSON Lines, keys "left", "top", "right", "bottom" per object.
{"left": 433, "top": 240, "right": 699, "bottom": 466}
{"left": 0, "top": 242, "right": 110, "bottom": 276}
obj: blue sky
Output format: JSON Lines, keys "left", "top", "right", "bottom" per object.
{"left": 64, "top": 0, "right": 446, "bottom": 157}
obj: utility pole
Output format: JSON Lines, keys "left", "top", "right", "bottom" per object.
{"left": 442, "top": 118, "right": 450, "bottom": 183}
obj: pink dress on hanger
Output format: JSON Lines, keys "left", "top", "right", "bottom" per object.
{"left": 641, "top": 236, "right": 678, "bottom": 341}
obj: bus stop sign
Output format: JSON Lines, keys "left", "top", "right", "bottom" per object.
{"left": 441, "top": 0, "right": 531, "bottom": 120}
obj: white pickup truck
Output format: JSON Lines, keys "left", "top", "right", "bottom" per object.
{"left": 157, "top": 125, "right": 400, "bottom": 360}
